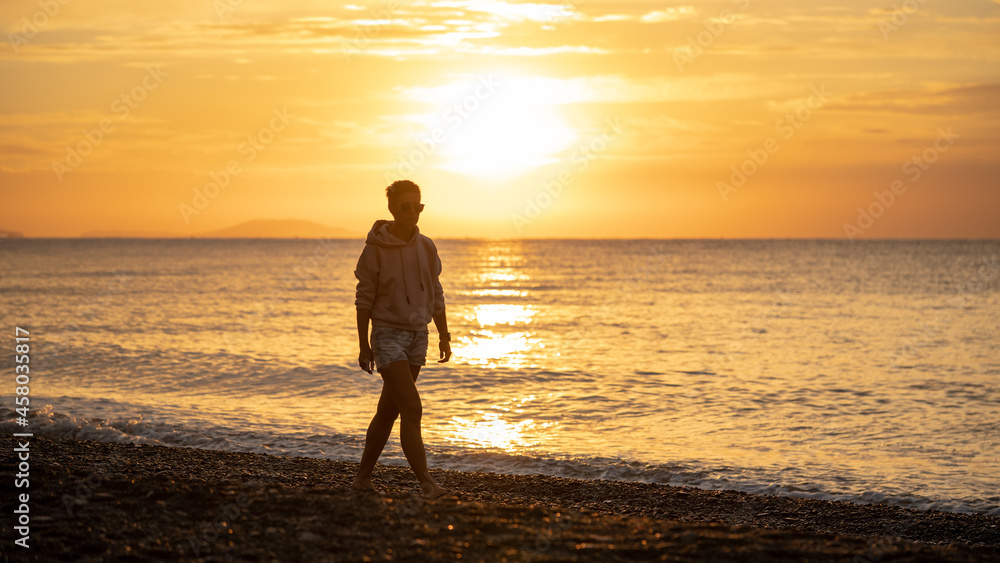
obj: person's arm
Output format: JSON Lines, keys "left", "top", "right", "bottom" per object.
{"left": 433, "top": 309, "right": 451, "bottom": 363}
{"left": 357, "top": 308, "right": 374, "bottom": 373}
{"left": 429, "top": 243, "right": 450, "bottom": 363}
{"left": 355, "top": 245, "right": 379, "bottom": 374}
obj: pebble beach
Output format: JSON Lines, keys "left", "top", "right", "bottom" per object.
{"left": 3, "top": 435, "right": 998, "bottom": 562}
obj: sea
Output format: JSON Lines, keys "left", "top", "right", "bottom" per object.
{"left": 2, "top": 238, "right": 998, "bottom": 516}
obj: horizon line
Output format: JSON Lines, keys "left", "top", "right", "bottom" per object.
{"left": 4, "top": 235, "right": 1000, "bottom": 242}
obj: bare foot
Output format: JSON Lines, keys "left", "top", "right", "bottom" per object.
{"left": 419, "top": 482, "right": 456, "bottom": 500}
{"left": 351, "top": 477, "right": 377, "bottom": 492}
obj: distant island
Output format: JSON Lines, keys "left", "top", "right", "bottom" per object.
{"left": 196, "top": 219, "right": 356, "bottom": 239}
{"left": 78, "top": 219, "right": 357, "bottom": 239}
{"left": 0, "top": 229, "right": 24, "bottom": 238}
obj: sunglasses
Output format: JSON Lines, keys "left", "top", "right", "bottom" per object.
{"left": 391, "top": 202, "right": 425, "bottom": 213}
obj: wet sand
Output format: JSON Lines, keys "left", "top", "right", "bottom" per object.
{"left": 2, "top": 435, "right": 998, "bottom": 562}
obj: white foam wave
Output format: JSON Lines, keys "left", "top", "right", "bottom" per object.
{"left": 4, "top": 404, "right": 997, "bottom": 516}
{"left": 425, "top": 450, "right": 999, "bottom": 515}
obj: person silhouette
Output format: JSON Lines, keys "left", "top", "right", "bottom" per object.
{"left": 351, "top": 180, "right": 455, "bottom": 499}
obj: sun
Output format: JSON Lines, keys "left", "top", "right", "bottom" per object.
{"left": 413, "top": 74, "right": 578, "bottom": 178}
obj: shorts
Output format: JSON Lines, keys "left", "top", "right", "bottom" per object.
{"left": 370, "top": 326, "right": 428, "bottom": 372}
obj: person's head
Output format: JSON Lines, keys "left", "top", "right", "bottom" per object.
{"left": 385, "top": 180, "right": 423, "bottom": 228}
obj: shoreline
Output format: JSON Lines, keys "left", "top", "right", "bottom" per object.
{"left": 3, "top": 435, "right": 998, "bottom": 562}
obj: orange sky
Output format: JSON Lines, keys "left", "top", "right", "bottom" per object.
{"left": 1, "top": 0, "right": 998, "bottom": 239}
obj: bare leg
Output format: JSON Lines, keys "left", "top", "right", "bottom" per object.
{"left": 377, "top": 360, "right": 453, "bottom": 498}
{"left": 352, "top": 364, "right": 420, "bottom": 490}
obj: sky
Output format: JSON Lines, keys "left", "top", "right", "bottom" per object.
{"left": 1, "top": 0, "right": 998, "bottom": 239}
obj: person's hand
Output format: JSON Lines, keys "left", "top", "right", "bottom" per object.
{"left": 358, "top": 345, "right": 375, "bottom": 374}
{"left": 438, "top": 339, "right": 451, "bottom": 363}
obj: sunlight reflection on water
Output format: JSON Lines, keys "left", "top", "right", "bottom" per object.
{"left": 453, "top": 244, "right": 541, "bottom": 369}
{"left": 469, "top": 303, "right": 536, "bottom": 326}
{"left": 7, "top": 239, "right": 998, "bottom": 514}
{"left": 457, "top": 304, "right": 541, "bottom": 368}
{"left": 465, "top": 288, "right": 528, "bottom": 297}
{"left": 443, "top": 395, "right": 556, "bottom": 453}
{"left": 456, "top": 330, "right": 540, "bottom": 369}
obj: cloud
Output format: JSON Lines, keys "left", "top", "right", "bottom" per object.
{"left": 398, "top": 73, "right": 793, "bottom": 108}
{"left": 639, "top": 7, "right": 697, "bottom": 23}
{"left": 828, "top": 83, "right": 1000, "bottom": 116}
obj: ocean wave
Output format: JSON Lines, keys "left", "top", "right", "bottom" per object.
{"left": 4, "top": 404, "right": 997, "bottom": 517}
{"left": 0, "top": 404, "right": 362, "bottom": 458}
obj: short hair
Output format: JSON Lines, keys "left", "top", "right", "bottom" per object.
{"left": 386, "top": 180, "right": 421, "bottom": 202}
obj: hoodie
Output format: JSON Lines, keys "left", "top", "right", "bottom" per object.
{"left": 355, "top": 220, "right": 445, "bottom": 331}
